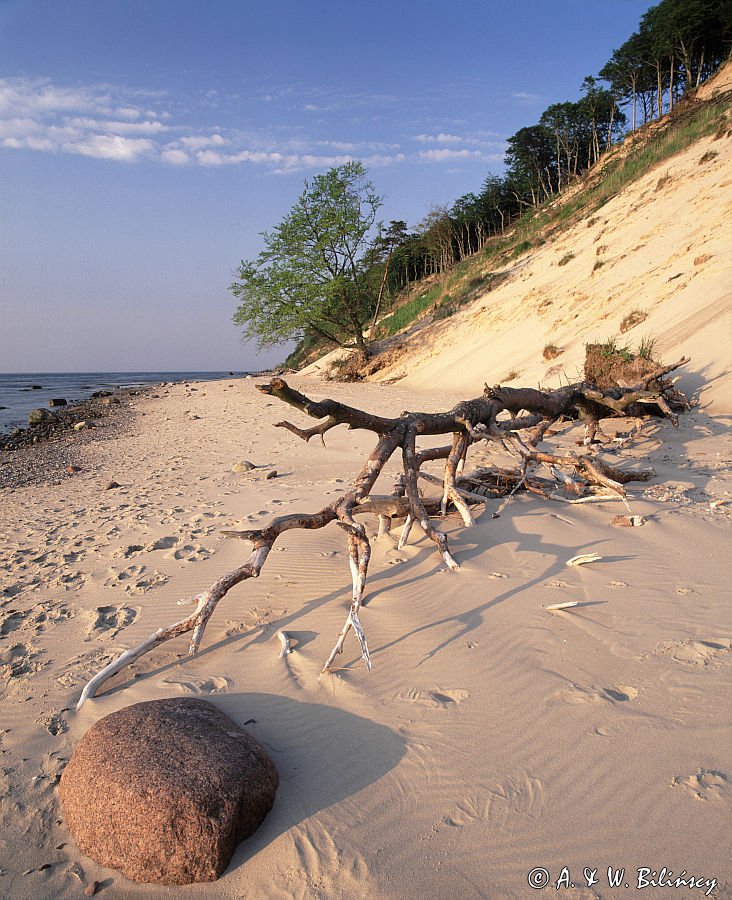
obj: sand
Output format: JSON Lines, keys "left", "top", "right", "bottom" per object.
{"left": 1, "top": 370, "right": 730, "bottom": 899}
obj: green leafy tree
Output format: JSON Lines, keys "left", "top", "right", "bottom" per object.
{"left": 230, "top": 162, "right": 383, "bottom": 355}
{"left": 505, "top": 125, "right": 557, "bottom": 205}
{"left": 600, "top": 32, "right": 649, "bottom": 130}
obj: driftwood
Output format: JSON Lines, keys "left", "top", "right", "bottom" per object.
{"left": 76, "top": 359, "right": 691, "bottom": 709}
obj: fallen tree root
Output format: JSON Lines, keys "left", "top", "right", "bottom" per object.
{"left": 77, "top": 361, "right": 690, "bottom": 708}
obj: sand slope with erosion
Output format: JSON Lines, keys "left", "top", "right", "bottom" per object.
{"left": 306, "top": 65, "right": 732, "bottom": 414}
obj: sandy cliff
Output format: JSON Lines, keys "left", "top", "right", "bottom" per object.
{"left": 305, "top": 64, "right": 732, "bottom": 412}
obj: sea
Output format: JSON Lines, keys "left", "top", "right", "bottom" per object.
{"left": 0, "top": 371, "right": 246, "bottom": 433}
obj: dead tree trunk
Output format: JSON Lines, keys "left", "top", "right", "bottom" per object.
{"left": 77, "top": 359, "right": 691, "bottom": 708}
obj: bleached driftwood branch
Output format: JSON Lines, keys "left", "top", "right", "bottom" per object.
{"left": 277, "top": 630, "right": 293, "bottom": 658}
{"left": 76, "top": 361, "right": 690, "bottom": 708}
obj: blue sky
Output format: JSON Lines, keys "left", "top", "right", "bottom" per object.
{"left": 0, "top": 0, "right": 654, "bottom": 372}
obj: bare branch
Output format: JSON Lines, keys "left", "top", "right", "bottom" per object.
{"left": 77, "top": 363, "right": 691, "bottom": 707}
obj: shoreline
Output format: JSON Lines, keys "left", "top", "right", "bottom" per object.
{"left": 0, "top": 372, "right": 281, "bottom": 491}
{"left": 0, "top": 385, "right": 149, "bottom": 491}
{"left": 0, "top": 375, "right": 730, "bottom": 898}
{"left": 0, "top": 370, "right": 283, "bottom": 438}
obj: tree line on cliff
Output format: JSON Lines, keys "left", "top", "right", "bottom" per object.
{"left": 230, "top": 0, "right": 731, "bottom": 359}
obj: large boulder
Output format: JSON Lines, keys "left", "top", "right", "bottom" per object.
{"left": 59, "top": 698, "right": 279, "bottom": 884}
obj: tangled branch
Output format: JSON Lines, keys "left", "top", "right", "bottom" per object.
{"left": 77, "top": 359, "right": 690, "bottom": 708}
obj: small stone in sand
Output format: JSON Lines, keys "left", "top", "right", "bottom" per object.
{"left": 232, "top": 460, "right": 256, "bottom": 473}
{"left": 84, "top": 881, "right": 101, "bottom": 896}
{"left": 66, "top": 863, "right": 84, "bottom": 882}
{"left": 611, "top": 515, "right": 645, "bottom": 527}
{"left": 28, "top": 408, "right": 58, "bottom": 426}
{"left": 103, "top": 481, "right": 121, "bottom": 490}
{"left": 266, "top": 469, "right": 278, "bottom": 480}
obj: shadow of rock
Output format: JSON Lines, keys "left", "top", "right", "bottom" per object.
{"left": 206, "top": 693, "right": 406, "bottom": 872}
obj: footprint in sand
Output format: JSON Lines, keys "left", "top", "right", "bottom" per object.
{"left": 554, "top": 682, "right": 638, "bottom": 705}
{"left": 672, "top": 769, "right": 732, "bottom": 802}
{"left": 223, "top": 607, "right": 287, "bottom": 637}
{"left": 0, "top": 641, "right": 44, "bottom": 680}
{"left": 36, "top": 711, "right": 68, "bottom": 736}
{"left": 16, "top": 600, "right": 74, "bottom": 635}
{"left": 190, "top": 512, "right": 220, "bottom": 523}
{"left": 104, "top": 565, "right": 168, "bottom": 594}
{"left": 56, "top": 647, "right": 120, "bottom": 688}
{"left": 654, "top": 638, "right": 730, "bottom": 667}
{"left": 603, "top": 685, "right": 639, "bottom": 702}
{"left": 0, "top": 610, "right": 25, "bottom": 637}
{"left": 105, "top": 563, "right": 144, "bottom": 585}
{"left": 393, "top": 687, "right": 469, "bottom": 707}
{"left": 162, "top": 674, "right": 232, "bottom": 694}
{"left": 245, "top": 510, "right": 270, "bottom": 521}
{"left": 51, "top": 571, "right": 88, "bottom": 591}
{"left": 386, "top": 556, "right": 406, "bottom": 566}
{"left": 189, "top": 525, "right": 217, "bottom": 538}
{"left": 113, "top": 544, "right": 144, "bottom": 559}
{"left": 84, "top": 605, "right": 139, "bottom": 640}
{"left": 146, "top": 535, "right": 178, "bottom": 551}
{"left": 167, "top": 544, "right": 213, "bottom": 562}
{"left": 443, "top": 774, "right": 545, "bottom": 828}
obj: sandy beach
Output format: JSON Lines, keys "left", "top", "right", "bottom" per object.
{"left": 1, "top": 371, "right": 730, "bottom": 899}
{"left": 3, "top": 6, "right": 732, "bottom": 899}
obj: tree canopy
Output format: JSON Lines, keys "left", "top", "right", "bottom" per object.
{"left": 231, "top": 162, "right": 383, "bottom": 355}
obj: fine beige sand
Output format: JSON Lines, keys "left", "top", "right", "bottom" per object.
{"left": 1, "top": 369, "right": 730, "bottom": 899}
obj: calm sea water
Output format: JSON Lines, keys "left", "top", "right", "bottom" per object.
{"left": 0, "top": 372, "right": 243, "bottom": 433}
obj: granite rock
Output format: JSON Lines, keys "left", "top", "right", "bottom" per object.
{"left": 59, "top": 698, "right": 279, "bottom": 884}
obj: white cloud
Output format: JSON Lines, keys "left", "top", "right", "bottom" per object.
{"left": 315, "top": 140, "right": 356, "bottom": 152}
{"left": 179, "top": 133, "right": 227, "bottom": 150}
{"left": 0, "top": 77, "right": 159, "bottom": 160}
{"left": 66, "top": 116, "right": 167, "bottom": 135}
{"left": 0, "top": 76, "right": 495, "bottom": 173}
{"left": 115, "top": 106, "right": 142, "bottom": 120}
{"left": 418, "top": 148, "right": 482, "bottom": 162}
{"left": 160, "top": 148, "right": 190, "bottom": 165}
{"left": 196, "top": 149, "right": 360, "bottom": 171}
{"left": 362, "top": 152, "right": 406, "bottom": 167}
{"left": 414, "top": 132, "right": 463, "bottom": 144}
{"left": 104, "top": 119, "right": 168, "bottom": 135}
{"left": 414, "top": 131, "right": 505, "bottom": 151}
{"left": 0, "top": 116, "right": 41, "bottom": 140}
{"left": 63, "top": 134, "right": 156, "bottom": 162}
{"left": 0, "top": 79, "right": 109, "bottom": 117}
{"left": 512, "top": 91, "right": 542, "bottom": 102}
